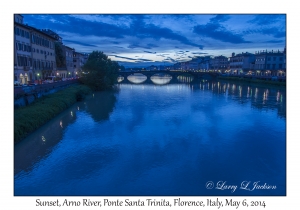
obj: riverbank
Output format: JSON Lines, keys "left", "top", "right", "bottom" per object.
{"left": 217, "top": 76, "right": 286, "bottom": 86}
{"left": 14, "top": 84, "right": 92, "bottom": 144}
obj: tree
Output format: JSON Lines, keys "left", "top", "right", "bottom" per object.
{"left": 80, "top": 51, "right": 119, "bottom": 90}
{"left": 120, "top": 65, "right": 125, "bottom": 71}
{"left": 55, "top": 42, "right": 65, "bottom": 68}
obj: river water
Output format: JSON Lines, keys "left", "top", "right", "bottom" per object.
{"left": 14, "top": 77, "right": 286, "bottom": 196}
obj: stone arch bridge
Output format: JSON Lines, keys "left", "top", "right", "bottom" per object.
{"left": 118, "top": 70, "right": 219, "bottom": 81}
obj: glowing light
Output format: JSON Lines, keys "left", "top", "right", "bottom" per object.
{"left": 117, "top": 76, "right": 124, "bottom": 82}
{"left": 71, "top": 111, "right": 73, "bottom": 117}
{"left": 42, "top": 136, "right": 46, "bottom": 142}
{"left": 150, "top": 74, "right": 172, "bottom": 85}
{"left": 60, "top": 120, "right": 63, "bottom": 128}
{"left": 127, "top": 73, "right": 147, "bottom": 84}
{"left": 177, "top": 75, "right": 194, "bottom": 83}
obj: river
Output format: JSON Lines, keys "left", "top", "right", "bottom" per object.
{"left": 14, "top": 76, "right": 286, "bottom": 196}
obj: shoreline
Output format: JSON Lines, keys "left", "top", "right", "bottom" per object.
{"left": 217, "top": 76, "right": 286, "bottom": 87}
{"left": 14, "top": 84, "right": 92, "bottom": 144}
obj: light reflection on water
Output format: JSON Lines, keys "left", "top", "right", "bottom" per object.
{"left": 14, "top": 80, "right": 286, "bottom": 196}
{"left": 127, "top": 73, "right": 147, "bottom": 84}
{"left": 177, "top": 75, "right": 194, "bottom": 83}
{"left": 150, "top": 74, "right": 172, "bottom": 85}
{"left": 117, "top": 76, "right": 124, "bottom": 83}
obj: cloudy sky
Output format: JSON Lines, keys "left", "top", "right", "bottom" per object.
{"left": 22, "top": 14, "right": 286, "bottom": 67}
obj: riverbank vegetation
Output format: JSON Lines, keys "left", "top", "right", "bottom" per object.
{"left": 79, "top": 51, "right": 120, "bottom": 90}
{"left": 218, "top": 76, "right": 286, "bottom": 86}
{"left": 14, "top": 85, "right": 91, "bottom": 144}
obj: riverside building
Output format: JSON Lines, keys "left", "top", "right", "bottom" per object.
{"left": 229, "top": 52, "right": 255, "bottom": 75}
{"left": 73, "top": 52, "right": 89, "bottom": 76}
{"left": 253, "top": 48, "right": 286, "bottom": 76}
{"left": 210, "top": 55, "right": 229, "bottom": 73}
{"left": 14, "top": 15, "right": 33, "bottom": 84}
{"left": 14, "top": 15, "right": 58, "bottom": 84}
{"left": 30, "top": 28, "right": 57, "bottom": 80}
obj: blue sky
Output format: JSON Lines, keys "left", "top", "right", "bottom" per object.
{"left": 22, "top": 14, "right": 286, "bottom": 67}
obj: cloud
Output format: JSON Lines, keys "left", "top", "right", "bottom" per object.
{"left": 146, "top": 43, "right": 158, "bottom": 48}
{"left": 111, "top": 55, "right": 153, "bottom": 62}
{"left": 127, "top": 43, "right": 158, "bottom": 49}
{"left": 210, "top": 14, "right": 230, "bottom": 23}
{"left": 192, "top": 52, "right": 208, "bottom": 54}
{"left": 176, "top": 51, "right": 186, "bottom": 54}
{"left": 39, "top": 15, "right": 128, "bottom": 39}
{"left": 166, "top": 57, "right": 176, "bottom": 62}
{"left": 260, "top": 27, "right": 286, "bottom": 38}
{"left": 144, "top": 51, "right": 156, "bottom": 54}
{"left": 193, "top": 22, "right": 251, "bottom": 44}
{"left": 138, "top": 58, "right": 153, "bottom": 62}
{"left": 112, "top": 55, "right": 137, "bottom": 61}
{"left": 127, "top": 44, "right": 141, "bottom": 49}
{"left": 248, "top": 14, "right": 286, "bottom": 25}
{"left": 265, "top": 40, "right": 284, "bottom": 43}
{"left": 129, "top": 15, "right": 204, "bottom": 49}
{"left": 64, "top": 39, "right": 98, "bottom": 47}
{"left": 22, "top": 14, "right": 286, "bottom": 67}
{"left": 243, "top": 27, "right": 286, "bottom": 39}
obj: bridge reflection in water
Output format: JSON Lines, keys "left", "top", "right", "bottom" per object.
{"left": 117, "top": 76, "right": 124, "bottom": 83}
{"left": 150, "top": 74, "right": 172, "bottom": 85}
{"left": 127, "top": 73, "right": 147, "bottom": 84}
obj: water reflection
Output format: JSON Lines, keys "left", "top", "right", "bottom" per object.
{"left": 150, "top": 74, "right": 172, "bottom": 85}
{"left": 189, "top": 80, "right": 286, "bottom": 118}
{"left": 78, "top": 90, "right": 117, "bottom": 122}
{"left": 177, "top": 74, "right": 194, "bottom": 83}
{"left": 14, "top": 79, "right": 286, "bottom": 196}
{"left": 117, "top": 76, "right": 124, "bottom": 83}
{"left": 127, "top": 73, "right": 147, "bottom": 84}
{"left": 14, "top": 91, "right": 118, "bottom": 175}
{"left": 14, "top": 106, "right": 78, "bottom": 175}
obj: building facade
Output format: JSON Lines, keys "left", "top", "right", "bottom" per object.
{"left": 198, "top": 56, "right": 211, "bottom": 71}
{"left": 73, "top": 52, "right": 88, "bottom": 75}
{"left": 229, "top": 52, "right": 255, "bottom": 75}
{"left": 14, "top": 15, "right": 33, "bottom": 84}
{"left": 210, "top": 56, "right": 229, "bottom": 73}
{"left": 253, "top": 49, "right": 286, "bottom": 76}
{"left": 30, "top": 28, "right": 57, "bottom": 80}
{"left": 14, "top": 15, "right": 57, "bottom": 84}
{"left": 56, "top": 45, "right": 74, "bottom": 78}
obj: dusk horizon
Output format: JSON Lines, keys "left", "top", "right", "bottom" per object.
{"left": 21, "top": 14, "right": 286, "bottom": 68}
